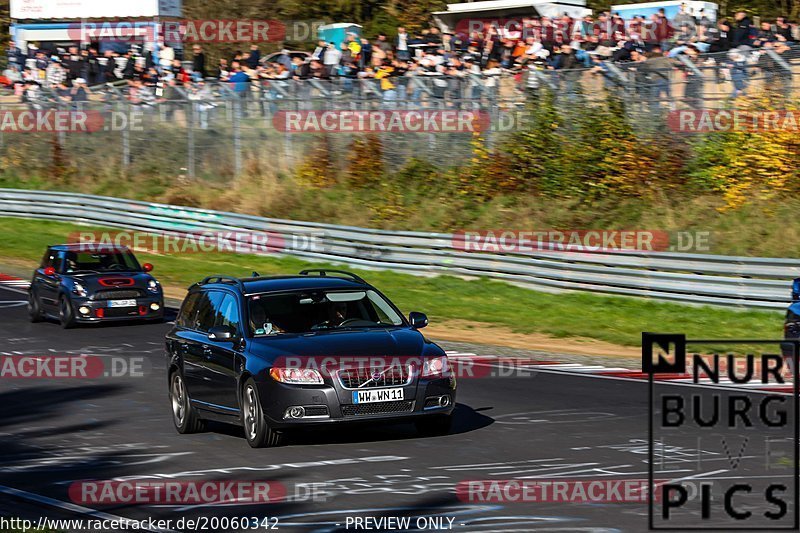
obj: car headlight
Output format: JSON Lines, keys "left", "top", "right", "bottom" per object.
{"left": 270, "top": 367, "right": 324, "bottom": 385}
{"left": 147, "top": 279, "right": 160, "bottom": 293}
{"left": 422, "top": 356, "right": 450, "bottom": 378}
{"left": 72, "top": 281, "right": 87, "bottom": 298}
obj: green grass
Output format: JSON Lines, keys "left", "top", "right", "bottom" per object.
{"left": 0, "top": 217, "right": 784, "bottom": 351}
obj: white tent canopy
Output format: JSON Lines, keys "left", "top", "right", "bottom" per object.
{"left": 433, "top": 0, "right": 592, "bottom": 33}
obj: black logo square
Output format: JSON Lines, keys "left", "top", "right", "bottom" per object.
{"left": 643, "top": 332, "right": 686, "bottom": 374}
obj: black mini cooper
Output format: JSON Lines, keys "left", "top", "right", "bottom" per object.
{"left": 28, "top": 244, "right": 164, "bottom": 328}
{"left": 166, "top": 270, "right": 456, "bottom": 447}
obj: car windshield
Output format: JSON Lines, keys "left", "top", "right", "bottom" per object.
{"left": 248, "top": 290, "right": 404, "bottom": 336}
{"left": 63, "top": 250, "right": 141, "bottom": 273}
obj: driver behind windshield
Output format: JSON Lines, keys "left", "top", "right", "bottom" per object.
{"left": 327, "top": 301, "right": 348, "bottom": 327}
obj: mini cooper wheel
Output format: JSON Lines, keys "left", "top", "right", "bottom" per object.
{"left": 58, "top": 295, "right": 76, "bottom": 329}
{"left": 28, "top": 291, "right": 43, "bottom": 323}
{"left": 170, "top": 371, "right": 205, "bottom": 434}
{"left": 242, "top": 378, "right": 284, "bottom": 448}
{"left": 415, "top": 414, "right": 453, "bottom": 437}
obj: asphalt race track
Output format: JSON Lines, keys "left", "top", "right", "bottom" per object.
{"left": 0, "top": 283, "right": 796, "bottom": 533}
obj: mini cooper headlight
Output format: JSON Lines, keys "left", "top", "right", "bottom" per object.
{"left": 72, "top": 281, "right": 87, "bottom": 298}
{"left": 147, "top": 279, "right": 160, "bottom": 293}
{"left": 270, "top": 367, "right": 324, "bottom": 385}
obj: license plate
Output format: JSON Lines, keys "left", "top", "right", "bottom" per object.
{"left": 108, "top": 299, "right": 137, "bottom": 308}
{"left": 352, "top": 388, "right": 404, "bottom": 404}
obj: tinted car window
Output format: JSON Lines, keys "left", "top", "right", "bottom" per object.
{"left": 194, "top": 291, "right": 225, "bottom": 332}
{"left": 40, "top": 249, "right": 57, "bottom": 269}
{"left": 215, "top": 294, "right": 240, "bottom": 332}
{"left": 248, "top": 289, "right": 403, "bottom": 336}
{"left": 177, "top": 293, "right": 202, "bottom": 328}
{"left": 63, "top": 250, "right": 141, "bottom": 273}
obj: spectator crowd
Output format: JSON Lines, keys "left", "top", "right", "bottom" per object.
{"left": 2, "top": 4, "right": 797, "bottom": 110}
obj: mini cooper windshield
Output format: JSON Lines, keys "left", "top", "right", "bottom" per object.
{"left": 248, "top": 289, "right": 404, "bottom": 336}
{"left": 63, "top": 250, "right": 142, "bottom": 273}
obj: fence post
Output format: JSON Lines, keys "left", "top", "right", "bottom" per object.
{"left": 119, "top": 102, "right": 131, "bottom": 169}
{"left": 187, "top": 101, "right": 196, "bottom": 179}
{"left": 234, "top": 100, "right": 242, "bottom": 179}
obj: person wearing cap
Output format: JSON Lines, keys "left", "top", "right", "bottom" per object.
{"left": 70, "top": 77, "right": 89, "bottom": 103}
{"left": 46, "top": 57, "right": 66, "bottom": 88}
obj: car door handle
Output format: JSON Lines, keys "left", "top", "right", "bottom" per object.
{"left": 202, "top": 345, "right": 212, "bottom": 358}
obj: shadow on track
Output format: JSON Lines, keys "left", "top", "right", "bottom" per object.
{"left": 201, "top": 402, "right": 494, "bottom": 446}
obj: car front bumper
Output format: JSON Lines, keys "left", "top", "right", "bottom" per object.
{"left": 257, "top": 375, "right": 457, "bottom": 428}
{"left": 68, "top": 295, "right": 165, "bottom": 322}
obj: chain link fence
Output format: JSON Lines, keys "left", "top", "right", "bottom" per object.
{"left": 1, "top": 46, "right": 797, "bottom": 182}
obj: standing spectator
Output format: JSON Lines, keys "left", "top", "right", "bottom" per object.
{"left": 65, "top": 46, "right": 84, "bottom": 80}
{"left": 374, "top": 59, "right": 396, "bottom": 104}
{"left": 759, "top": 41, "right": 792, "bottom": 95}
{"left": 228, "top": 61, "right": 250, "bottom": 94}
{"left": 673, "top": 3, "right": 696, "bottom": 32}
{"left": 361, "top": 38, "right": 373, "bottom": 68}
{"left": 731, "top": 12, "right": 754, "bottom": 47}
{"left": 291, "top": 56, "right": 311, "bottom": 79}
{"left": 775, "top": 17, "right": 793, "bottom": 42}
{"left": 396, "top": 27, "right": 410, "bottom": 61}
{"left": 216, "top": 58, "right": 230, "bottom": 80}
{"left": 678, "top": 45, "right": 703, "bottom": 108}
{"left": 323, "top": 43, "right": 341, "bottom": 76}
{"left": 246, "top": 44, "right": 261, "bottom": 69}
{"left": 70, "top": 78, "right": 89, "bottom": 103}
{"left": 158, "top": 42, "right": 175, "bottom": 71}
{"left": 754, "top": 21, "right": 776, "bottom": 47}
{"left": 192, "top": 45, "right": 206, "bottom": 80}
{"left": 726, "top": 48, "right": 748, "bottom": 97}
{"left": 6, "top": 41, "right": 26, "bottom": 72}
{"left": 45, "top": 57, "right": 66, "bottom": 88}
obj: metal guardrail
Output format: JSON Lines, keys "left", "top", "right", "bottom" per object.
{"left": 0, "top": 188, "right": 797, "bottom": 310}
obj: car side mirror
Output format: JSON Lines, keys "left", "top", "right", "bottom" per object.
{"left": 43, "top": 266, "right": 56, "bottom": 277}
{"left": 208, "top": 325, "right": 235, "bottom": 342}
{"left": 142, "top": 263, "right": 154, "bottom": 273}
{"left": 409, "top": 311, "right": 428, "bottom": 329}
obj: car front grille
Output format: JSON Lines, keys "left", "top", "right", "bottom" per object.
{"left": 94, "top": 289, "right": 144, "bottom": 300}
{"left": 337, "top": 364, "right": 412, "bottom": 389}
{"left": 341, "top": 400, "right": 414, "bottom": 417}
{"left": 103, "top": 307, "right": 143, "bottom": 318}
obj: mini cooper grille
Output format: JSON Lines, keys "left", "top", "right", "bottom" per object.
{"left": 95, "top": 289, "right": 144, "bottom": 300}
{"left": 103, "top": 307, "right": 142, "bottom": 318}
{"left": 342, "top": 400, "right": 414, "bottom": 416}
{"left": 338, "top": 365, "right": 412, "bottom": 389}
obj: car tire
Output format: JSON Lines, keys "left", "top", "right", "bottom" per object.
{"left": 169, "top": 371, "right": 205, "bottom": 434}
{"left": 242, "top": 378, "right": 284, "bottom": 448}
{"left": 28, "top": 291, "right": 43, "bottom": 323}
{"left": 58, "top": 295, "right": 76, "bottom": 329}
{"left": 415, "top": 414, "right": 453, "bottom": 437}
